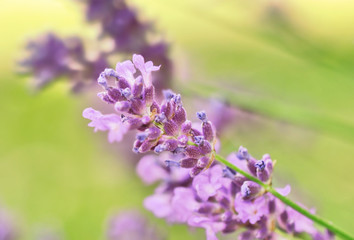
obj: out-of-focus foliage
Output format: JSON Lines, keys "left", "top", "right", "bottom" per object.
{"left": 1, "top": 0, "right": 354, "bottom": 239}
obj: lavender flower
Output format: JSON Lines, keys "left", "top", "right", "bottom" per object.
{"left": 20, "top": 34, "right": 108, "bottom": 92}
{"left": 20, "top": 0, "right": 172, "bottom": 93}
{"left": 82, "top": 108, "right": 128, "bottom": 143}
{"left": 19, "top": 33, "right": 69, "bottom": 89}
{"left": 83, "top": 55, "right": 336, "bottom": 240}
{"left": 106, "top": 211, "right": 163, "bottom": 240}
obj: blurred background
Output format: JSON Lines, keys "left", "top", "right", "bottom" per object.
{"left": 1, "top": 0, "right": 354, "bottom": 239}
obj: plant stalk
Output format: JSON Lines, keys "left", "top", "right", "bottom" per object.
{"left": 214, "top": 154, "right": 354, "bottom": 240}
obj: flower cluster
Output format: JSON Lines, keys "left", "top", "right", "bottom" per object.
{"left": 138, "top": 148, "right": 332, "bottom": 240}
{"left": 20, "top": 0, "right": 172, "bottom": 92}
{"left": 84, "top": 54, "right": 218, "bottom": 177}
{"left": 106, "top": 211, "right": 164, "bottom": 240}
{"left": 19, "top": 34, "right": 107, "bottom": 91}
{"left": 83, "top": 55, "right": 334, "bottom": 240}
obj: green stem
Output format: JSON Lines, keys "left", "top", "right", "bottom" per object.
{"left": 214, "top": 154, "right": 354, "bottom": 240}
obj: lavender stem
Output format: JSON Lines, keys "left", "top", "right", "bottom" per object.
{"left": 214, "top": 154, "right": 354, "bottom": 240}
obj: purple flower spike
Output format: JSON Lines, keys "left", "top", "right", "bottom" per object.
{"left": 84, "top": 55, "right": 328, "bottom": 240}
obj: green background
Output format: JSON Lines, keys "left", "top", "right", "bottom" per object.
{"left": 1, "top": 0, "right": 354, "bottom": 239}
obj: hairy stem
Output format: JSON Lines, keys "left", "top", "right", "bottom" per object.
{"left": 214, "top": 154, "right": 354, "bottom": 240}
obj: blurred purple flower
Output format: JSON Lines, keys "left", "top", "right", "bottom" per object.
{"left": 20, "top": 33, "right": 69, "bottom": 89}
{"left": 20, "top": 0, "right": 172, "bottom": 93}
{"left": 107, "top": 211, "right": 163, "bottom": 240}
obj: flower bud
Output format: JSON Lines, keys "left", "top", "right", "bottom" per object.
{"left": 132, "top": 140, "right": 142, "bottom": 153}
{"left": 190, "top": 166, "right": 203, "bottom": 177}
{"left": 162, "top": 89, "right": 175, "bottom": 100}
{"left": 202, "top": 121, "right": 214, "bottom": 142}
{"left": 163, "top": 139, "right": 178, "bottom": 152}
{"left": 163, "top": 120, "right": 178, "bottom": 136}
{"left": 255, "top": 159, "right": 270, "bottom": 182}
{"left": 257, "top": 168, "right": 270, "bottom": 182}
{"left": 194, "top": 135, "right": 204, "bottom": 145}
{"left": 146, "top": 126, "right": 161, "bottom": 140}
{"left": 190, "top": 128, "right": 202, "bottom": 137}
{"left": 126, "top": 118, "right": 143, "bottom": 130}
{"left": 255, "top": 160, "right": 266, "bottom": 170}
{"left": 199, "top": 140, "right": 212, "bottom": 155}
{"left": 236, "top": 146, "right": 250, "bottom": 160}
{"left": 233, "top": 175, "right": 247, "bottom": 187}
{"left": 172, "top": 107, "right": 186, "bottom": 125}
{"left": 181, "top": 121, "right": 192, "bottom": 134}
{"left": 185, "top": 145, "right": 202, "bottom": 158}
{"left": 197, "top": 156, "right": 209, "bottom": 168}
{"left": 196, "top": 111, "right": 207, "bottom": 122}
{"left": 139, "top": 139, "right": 157, "bottom": 153}
{"left": 161, "top": 102, "right": 172, "bottom": 119}
{"left": 241, "top": 181, "right": 262, "bottom": 200}
{"left": 247, "top": 158, "right": 257, "bottom": 176}
{"left": 136, "top": 132, "right": 148, "bottom": 142}
{"left": 180, "top": 157, "right": 198, "bottom": 168}
{"left": 154, "top": 144, "right": 165, "bottom": 153}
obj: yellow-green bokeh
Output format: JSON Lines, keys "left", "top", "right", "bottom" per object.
{"left": 1, "top": 0, "right": 354, "bottom": 239}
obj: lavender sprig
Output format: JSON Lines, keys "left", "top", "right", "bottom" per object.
{"left": 19, "top": 0, "right": 172, "bottom": 92}
{"left": 83, "top": 55, "right": 353, "bottom": 240}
